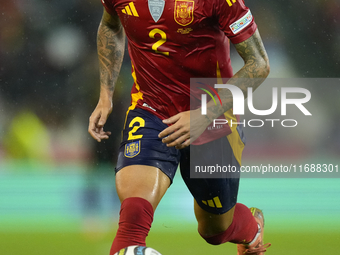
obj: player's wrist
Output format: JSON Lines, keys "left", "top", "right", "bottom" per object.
{"left": 97, "top": 93, "right": 113, "bottom": 109}
{"left": 99, "top": 88, "right": 114, "bottom": 101}
{"left": 193, "top": 108, "right": 212, "bottom": 127}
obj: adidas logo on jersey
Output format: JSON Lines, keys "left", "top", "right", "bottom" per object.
{"left": 226, "top": 0, "right": 236, "bottom": 7}
{"left": 122, "top": 2, "right": 139, "bottom": 17}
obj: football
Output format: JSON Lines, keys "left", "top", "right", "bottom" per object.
{"left": 114, "top": 245, "right": 162, "bottom": 255}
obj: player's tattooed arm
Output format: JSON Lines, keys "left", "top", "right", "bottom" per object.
{"left": 88, "top": 9, "right": 125, "bottom": 142}
{"left": 204, "top": 29, "right": 270, "bottom": 123}
{"left": 160, "top": 29, "right": 269, "bottom": 148}
{"left": 97, "top": 9, "right": 125, "bottom": 95}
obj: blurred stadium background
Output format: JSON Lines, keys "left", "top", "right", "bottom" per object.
{"left": 0, "top": 0, "right": 339, "bottom": 254}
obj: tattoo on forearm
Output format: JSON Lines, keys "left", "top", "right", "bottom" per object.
{"left": 97, "top": 20, "right": 125, "bottom": 93}
{"left": 206, "top": 29, "right": 270, "bottom": 120}
{"left": 231, "top": 29, "right": 269, "bottom": 82}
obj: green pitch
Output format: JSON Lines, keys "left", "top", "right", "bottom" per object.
{"left": 1, "top": 227, "right": 339, "bottom": 255}
{"left": 149, "top": 228, "right": 340, "bottom": 255}
{"left": 1, "top": 163, "right": 339, "bottom": 255}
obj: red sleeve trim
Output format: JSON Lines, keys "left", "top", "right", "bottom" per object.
{"left": 101, "top": 0, "right": 116, "bottom": 16}
{"left": 229, "top": 22, "right": 257, "bottom": 44}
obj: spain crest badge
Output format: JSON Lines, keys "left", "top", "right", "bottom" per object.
{"left": 174, "top": 0, "right": 194, "bottom": 26}
{"left": 124, "top": 140, "right": 141, "bottom": 158}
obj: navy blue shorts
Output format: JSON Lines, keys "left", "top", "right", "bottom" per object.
{"left": 116, "top": 108, "right": 242, "bottom": 214}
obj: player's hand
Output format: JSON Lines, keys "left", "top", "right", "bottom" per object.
{"left": 158, "top": 109, "right": 209, "bottom": 149}
{"left": 88, "top": 99, "right": 113, "bottom": 142}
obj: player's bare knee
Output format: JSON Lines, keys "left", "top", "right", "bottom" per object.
{"left": 196, "top": 209, "right": 234, "bottom": 237}
{"left": 198, "top": 219, "right": 234, "bottom": 245}
{"left": 199, "top": 228, "right": 226, "bottom": 245}
{"left": 198, "top": 223, "right": 228, "bottom": 239}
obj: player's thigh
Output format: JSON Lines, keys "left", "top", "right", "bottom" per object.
{"left": 180, "top": 136, "right": 242, "bottom": 233}
{"left": 115, "top": 108, "right": 181, "bottom": 209}
{"left": 116, "top": 164, "right": 170, "bottom": 210}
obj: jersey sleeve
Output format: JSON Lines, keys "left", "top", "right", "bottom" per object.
{"left": 100, "top": 0, "right": 116, "bottom": 16}
{"left": 215, "top": 0, "right": 257, "bottom": 44}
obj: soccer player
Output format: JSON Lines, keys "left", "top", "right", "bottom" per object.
{"left": 89, "top": 0, "right": 271, "bottom": 254}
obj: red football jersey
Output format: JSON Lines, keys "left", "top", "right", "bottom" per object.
{"left": 101, "top": 0, "right": 257, "bottom": 144}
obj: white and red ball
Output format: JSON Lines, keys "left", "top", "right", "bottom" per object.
{"left": 114, "top": 245, "right": 162, "bottom": 255}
